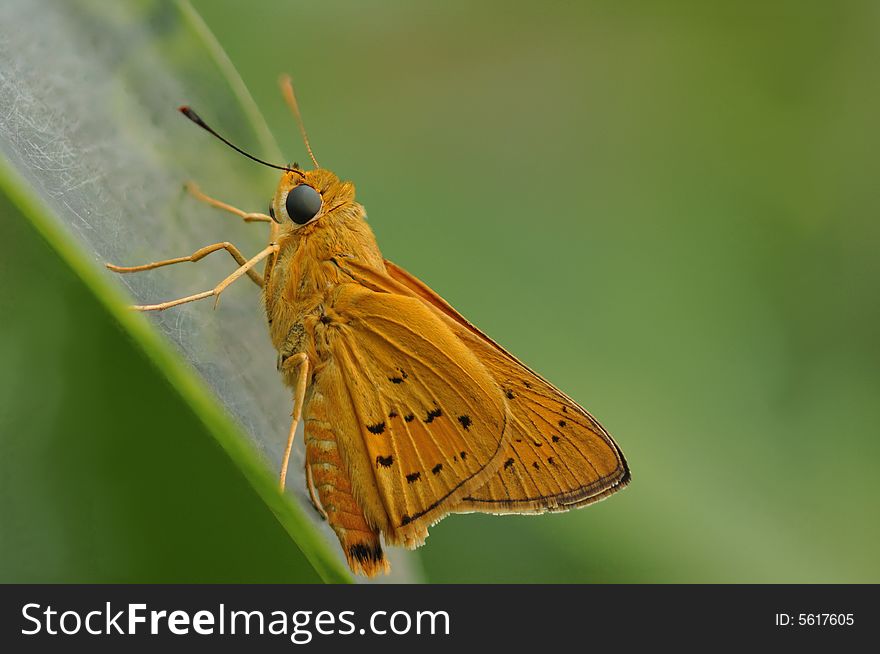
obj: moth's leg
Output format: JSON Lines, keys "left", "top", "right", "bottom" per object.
{"left": 279, "top": 352, "right": 309, "bottom": 492}
{"left": 185, "top": 181, "right": 273, "bottom": 223}
{"left": 304, "top": 399, "right": 389, "bottom": 577}
{"left": 305, "top": 458, "right": 328, "bottom": 520}
{"left": 107, "top": 241, "right": 264, "bottom": 287}
{"left": 125, "top": 243, "right": 278, "bottom": 312}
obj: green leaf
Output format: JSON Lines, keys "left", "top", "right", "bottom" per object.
{"left": 0, "top": 0, "right": 352, "bottom": 583}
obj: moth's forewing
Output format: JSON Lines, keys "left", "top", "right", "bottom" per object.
{"left": 311, "top": 283, "right": 508, "bottom": 548}
{"left": 337, "top": 257, "right": 630, "bottom": 514}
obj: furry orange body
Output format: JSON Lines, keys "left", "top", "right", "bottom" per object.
{"left": 263, "top": 169, "right": 395, "bottom": 574}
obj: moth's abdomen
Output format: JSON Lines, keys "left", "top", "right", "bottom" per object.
{"left": 304, "top": 390, "right": 389, "bottom": 577}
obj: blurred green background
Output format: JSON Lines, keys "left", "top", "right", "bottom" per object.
{"left": 2, "top": 0, "right": 879, "bottom": 582}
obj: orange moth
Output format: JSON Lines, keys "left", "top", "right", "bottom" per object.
{"left": 108, "top": 76, "right": 630, "bottom": 576}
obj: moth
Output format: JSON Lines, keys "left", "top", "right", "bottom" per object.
{"left": 108, "top": 77, "right": 630, "bottom": 576}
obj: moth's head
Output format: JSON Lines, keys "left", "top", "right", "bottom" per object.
{"left": 268, "top": 167, "right": 357, "bottom": 231}
{"left": 179, "top": 76, "right": 358, "bottom": 234}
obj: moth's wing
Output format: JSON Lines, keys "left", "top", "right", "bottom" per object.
{"left": 320, "top": 281, "right": 508, "bottom": 547}
{"left": 383, "top": 260, "right": 630, "bottom": 512}
{"left": 334, "top": 256, "right": 629, "bottom": 514}
{"left": 457, "top": 367, "right": 630, "bottom": 514}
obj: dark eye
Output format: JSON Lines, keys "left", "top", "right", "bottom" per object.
{"left": 268, "top": 202, "right": 278, "bottom": 223}
{"left": 285, "top": 185, "right": 322, "bottom": 225}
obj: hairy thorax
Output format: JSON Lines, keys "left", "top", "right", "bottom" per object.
{"left": 263, "top": 203, "right": 385, "bottom": 387}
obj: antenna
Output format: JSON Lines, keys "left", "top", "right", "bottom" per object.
{"left": 279, "top": 74, "right": 320, "bottom": 169}
{"left": 178, "top": 106, "right": 303, "bottom": 175}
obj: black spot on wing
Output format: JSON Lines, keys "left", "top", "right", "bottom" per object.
{"left": 389, "top": 410, "right": 398, "bottom": 418}
{"left": 503, "top": 458, "right": 515, "bottom": 470}
{"left": 457, "top": 415, "right": 472, "bottom": 430}
{"left": 406, "top": 472, "right": 421, "bottom": 484}
{"left": 367, "top": 421, "right": 386, "bottom": 435}
{"left": 506, "top": 389, "right": 515, "bottom": 399}
{"left": 424, "top": 407, "right": 442, "bottom": 423}
{"left": 558, "top": 420, "right": 567, "bottom": 428}
{"left": 552, "top": 435, "right": 560, "bottom": 442}
{"left": 375, "top": 455, "right": 393, "bottom": 468}
{"left": 431, "top": 463, "right": 443, "bottom": 475}
{"left": 460, "top": 451, "right": 467, "bottom": 460}
{"left": 389, "top": 367, "right": 409, "bottom": 384}
{"left": 404, "top": 413, "right": 414, "bottom": 422}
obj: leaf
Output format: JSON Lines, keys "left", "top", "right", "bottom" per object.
{"left": 0, "top": 0, "right": 363, "bottom": 582}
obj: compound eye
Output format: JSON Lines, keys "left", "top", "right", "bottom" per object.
{"left": 285, "top": 185, "right": 322, "bottom": 225}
